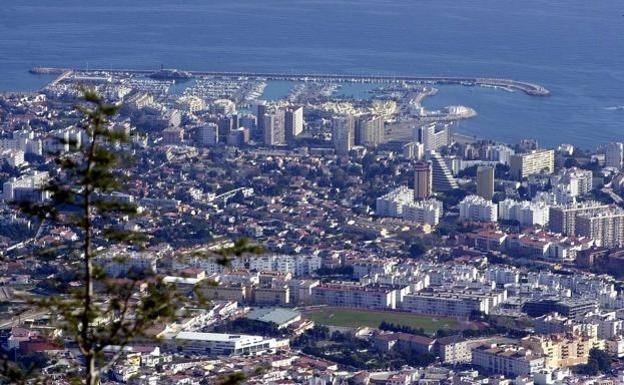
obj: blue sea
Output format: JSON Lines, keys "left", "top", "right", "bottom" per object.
{"left": 1, "top": 0, "right": 623, "bottom": 149}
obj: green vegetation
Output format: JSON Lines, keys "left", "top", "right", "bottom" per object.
{"left": 213, "top": 318, "right": 282, "bottom": 337}
{"left": 577, "top": 348, "right": 612, "bottom": 376}
{"left": 1, "top": 92, "right": 254, "bottom": 385}
{"left": 293, "top": 326, "right": 435, "bottom": 370}
{"left": 303, "top": 307, "right": 457, "bottom": 332}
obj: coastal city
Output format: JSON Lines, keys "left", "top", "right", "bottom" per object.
{"left": 2, "top": 66, "right": 624, "bottom": 385}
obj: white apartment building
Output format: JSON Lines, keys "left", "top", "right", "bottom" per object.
{"left": 376, "top": 186, "right": 442, "bottom": 226}
{"left": 311, "top": 283, "right": 398, "bottom": 309}
{"left": 551, "top": 168, "right": 593, "bottom": 197}
{"left": 94, "top": 250, "right": 158, "bottom": 278}
{"left": 0, "top": 149, "right": 25, "bottom": 167}
{"left": 177, "top": 95, "right": 205, "bottom": 113}
{"left": 487, "top": 144, "right": 515, "bottom": 165}
{"left": 472, "top": 345, "right": 545, "bottom": 377}
{"left": 459, "top": 195, "right": 498, "bottom": 222}
{"left": 2, "top": 171, "right": 50, "bottom": 202}
{"left": 417, "top": 123, "right": 451, "bottom": 152}
{"left": 498, "top": 199, "right": 550, "bottom": 226}
{"left": 605, "top": 142, "right": 624, "bottom": 169}
{"left": 401, "top": 292, "right": 490, "bottom": 317}
{"left": 402, "top": 141, "right": 424, "bottom": 160}
{"left": 576, "top": 209, "right": 624, "bottom": 248}
{"left": 248, "top": 254, "right": 322, "bottom": 277}
{"left": 402, "top": 199, "right": 443, "bottom": 226}
{"left": 197, "top": 123, "right": 219, "bottom": 146}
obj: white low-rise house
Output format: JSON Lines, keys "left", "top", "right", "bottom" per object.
{"left": 459, "top": 195, "right": 498, "bottom": 222}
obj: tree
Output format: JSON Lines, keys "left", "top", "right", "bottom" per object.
{"left": 0, "top": 91, "right": 254, "bottom": 385}
{"left": 588, "top": 348, "right": 611, "bottom": 373}
{"left": 408, "top": 240, "right": 429, "bottom": 259}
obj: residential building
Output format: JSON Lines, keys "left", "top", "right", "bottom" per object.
{"left": 263, "top": 110, "right": 286, "bottom": 146}
{"left": 521, "top": 333, "right": 604, "bottom": 369}
{"left": 471, "top": 345, "right": 545, "bottom": 377}
{"left": 376, "top": 186, "right": 442, "bottom": 226}
{"left": 551, "top": 168, "right": 593, "bottom": 198}
{"left": 414, "top": 161, "right": 432, "bottom": 200}
{"left": 402, "top": 199, "right": 443, "bottom": 226}
{"left": 400, "top": 286, "right": 505, "bottom": 317}
{"left": 94, "top": 251, "right": 158, "bottom": 278}
{"left": 487, "top": 144, "right": 515, "bottom": 165}
{"left": 2, "top": 171, "right": 50, "bottom": 202}
{"left": 605, "top": 142, "right": 624, "bottom": 169}
{"left": 418, "top": 123, "right": 451, "bottom": 152}
{"left": 355, "top": 115, "right": 384, "bottom": 147}
{"left": 428, "top": 151, "right": 459, "bottom": 192}
{"left": 177, "top": 95, "right": 205, "bottom": 113}
{"left": 476, "top": 166, "right": 495, "bottom": 201}
{"left": 459, "top": 195, "right": 498, "bottom": 222}
{"left": 332, "top": 115, "right": 355, "bottom": 155}
{"left": 576, "top": 209, "right": 624, "bottom": 248}
{"left": 253, "top": 286, "right": 290, "bottom": 306}
{"left": 162, "top": 127, "right": 184, "bottom": 145}
{"left": 402, "top": 141, "right": 424, "bottom": 160}
{"left": 498, "top": 199, "right": 550, "bottom": 226}
{"left": 548, "top": 202, "right": 611, "bottom": 236}
{"left": 226, "top": 127, "right": 250, "bottom": 146}
{"left": 434, "top": 336, "right": 473, "bottom": 364}
{"left": 311, "top": 283, "right": 398, "bottom": 309}
{"left": 509, "top": 149, "right": 555, "bottom": 179}
{"left": 197, "top": 123, "right": 219, "bottom": 146}
{"left": 285, "top": 106, "right": 304, "bottom": 144}
{"left": 163, "top": 332, "right": 277, "bottom": 356}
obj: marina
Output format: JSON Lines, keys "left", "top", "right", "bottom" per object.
{"left": 31, "top": 67, "right": 551, "bottom": 97}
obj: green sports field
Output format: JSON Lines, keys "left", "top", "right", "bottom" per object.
{"left": 303, "top": 307, "right": 458, "bottom": 332}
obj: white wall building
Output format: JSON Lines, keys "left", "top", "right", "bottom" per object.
{"left": 498, "top": 199, "right": 550, "bottom": 226}
{"left": 376, "top": 186, "right": 442, "bottom": 226}
{"left": 459, "top": 195, "right": 498, "bottom": 222}
{"left": 472, "top": 345, "right": 545, "bottom": 377}
{"left": 605, "top": 142, "right": 624, "bottom": 169}
{"left": 197, "top": 123, "right": 219, "bottom": 146}
{"left": 94, "top": 251, "right": 158, "bottom": 278}
{"left": 487, "top": 144, "right": 515, "bottom": 165}
{"left": 163, "top": 332, "right": 277, "bottom": 356}
{"left": 248, "top": 254, "right": 322, "bottom": 277}
{"left": 2, "top": 171, "right": 50, "bottom": 202}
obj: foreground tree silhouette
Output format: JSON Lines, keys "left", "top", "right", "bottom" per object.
{"left": 1, "top": 91, "right": 256, "bottom": 384}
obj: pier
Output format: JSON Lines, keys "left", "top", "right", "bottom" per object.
{"left": 31, "top": 67, "right": 551, "bottom": 96}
